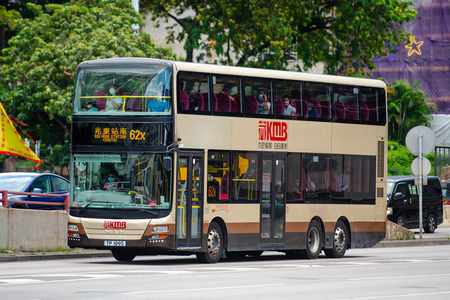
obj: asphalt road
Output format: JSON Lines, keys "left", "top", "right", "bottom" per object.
{"left": 1, "top": 245, "right": 450, "bottom": 300}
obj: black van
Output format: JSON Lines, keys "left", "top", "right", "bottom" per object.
{"left": 386, "top": 176, "right": 443, "bottom": 233}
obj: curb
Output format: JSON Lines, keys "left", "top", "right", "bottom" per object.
{"left": 374, "top": 238, "right": 450, "bottom": 248}
{"left": 0, "top": 250, "right": 112, "bottom": 262}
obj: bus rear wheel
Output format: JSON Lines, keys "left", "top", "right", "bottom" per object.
{"left": 324, "top": 220, "right": 348, "bottom": 258}
{"left": 196, "top": 222, "right": 223, "bottom": 263}
{"left": 111, "top": 249, "right": 137, "bottom": 262}
{"left": 305, "top": 220, "right": 323, "bottom": 259}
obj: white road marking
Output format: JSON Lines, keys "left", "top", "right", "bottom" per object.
{"left": 0, "top": 279, "right": 42, "bottom": 284}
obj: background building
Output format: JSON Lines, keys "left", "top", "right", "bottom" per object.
{"left": 370, "top": 0, "right": 449, "bottom": 113}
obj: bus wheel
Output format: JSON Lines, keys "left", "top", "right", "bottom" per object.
{"left": 305, "top": 220, "right": 322, "bottom": 259}
{"left": 424, "top": 214, "right": 436, "bottom": 233}
{"left": 111, "top": 249, "right": 137, "bottom": 262}
{"left": 196, "top": 222, "right": 223, "bottom": 263}
{"left": 325, "top": 220, "right": 348, "bottom": 258}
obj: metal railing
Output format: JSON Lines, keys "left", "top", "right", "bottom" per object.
{"left": 0, "top": 190, "right": 69, "bottom": 210}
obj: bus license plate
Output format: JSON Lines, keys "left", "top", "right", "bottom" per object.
{"left": 104, "top": 240, "right": 126, "bottom": 247}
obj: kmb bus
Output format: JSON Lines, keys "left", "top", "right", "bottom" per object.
{"left": 68, "top": 58, "right": 387, "bottom": 263}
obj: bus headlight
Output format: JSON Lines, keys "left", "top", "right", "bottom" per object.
{"left": 68, "top": 224, "right": 79, "bottom": 231}
{"left": 153, "top": 226, "right": 169, "bottom": 232}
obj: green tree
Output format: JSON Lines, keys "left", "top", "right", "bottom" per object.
{"left": 143, "top": 0, "right": 416, "bottom": 73}
{"left": 386, "top": 79, "right": 437, "bottom": 144}
{"left": 1, "top": 1, "right": 69, "bottom": 53}
{"left": 0, "top": 0, "right": 177, "bottom": 146}
{"left": 388, "top": 141, "right": 434, "bottom": 176}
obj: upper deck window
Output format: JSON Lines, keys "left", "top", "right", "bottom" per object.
{"left": 73, "top": 65, "right": 172, "bottom": 116}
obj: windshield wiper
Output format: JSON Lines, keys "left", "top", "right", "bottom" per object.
{"left": 77, "top": 200, "right": 111, "bottom": 216}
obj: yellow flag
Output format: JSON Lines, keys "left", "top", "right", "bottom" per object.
{"left": 0, "top": 102, "right": 42, "bottom": 168}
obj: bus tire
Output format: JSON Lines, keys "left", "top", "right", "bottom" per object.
{"left": 324, "top": 220, "right": 348, "bottom": 258}
{"left": 305, "top": 220, "right": 322, "bottom": 259}
{"left": 196, "top": 222, "right": 223, "bottom": 263}
{"left": 111, "top": 249, "right": 137, "bottom": 262}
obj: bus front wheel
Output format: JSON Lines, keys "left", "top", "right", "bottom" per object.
{"left": 196, "top": 222, "right": 223, "bottom": 263}
{"left": 324, "top": 220, "right": 348, "bottom": 258}
{"left": 111, "top": 249, "right": 137, "bottom": 262}
{"left": 305, "top": 220, "right": 323, "bottom": 259}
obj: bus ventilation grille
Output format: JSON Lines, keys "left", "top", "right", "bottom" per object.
{"left": 377, "top": 187, "right": 384, "bottom": 198}
{"left": 377, "top": 141, "right": 385, "bottom": 177}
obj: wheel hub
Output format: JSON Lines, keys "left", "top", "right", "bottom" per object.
{"left": 207, "top": 229, "right": 221, "bottom": 256}
{"left": 308, "top": 227, "right": 320, "bottom": 253}
{"left": 334, "top": 226, "right": 346, "bottom": 252}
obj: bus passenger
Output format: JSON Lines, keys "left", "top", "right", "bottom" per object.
{"left": 188, "top": 89, "right": 199, "bottom": 111}
{"left": 257, "top": 89, "right": 270, "bottom": 114}
{"left": 307, "top": 100, "right": 319, "bottom": 118}
{"left": 220, "top": 87, "right": 236, "bottom": 112}
{"left": 282, "top": 95, "right": 296, "bottom": 116}
{"left": 103, "top": 84, "right": 123, "bottom": 111}
{"left": 84, "top": 100, "right": 98, "bottom": 112}
{"left": 147, "top": 98, "right": 170, "bottom": 112}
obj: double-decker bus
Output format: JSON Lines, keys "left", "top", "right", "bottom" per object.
{"left": 68, "top": 58, "right": 387, "bottom": 263}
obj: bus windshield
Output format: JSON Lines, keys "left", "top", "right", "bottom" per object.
{"left": 73, "top": 65, "right": 172, "bottom": 115}
{"left": 72, "top": 153, "right": 172, "bottom": 211}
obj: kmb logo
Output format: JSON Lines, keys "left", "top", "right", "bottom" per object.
{"left": 104, "top": 221, "right": 127, "bottom": 229}
{"left": 258, "top": 121, "right": 287, "bottom": 141}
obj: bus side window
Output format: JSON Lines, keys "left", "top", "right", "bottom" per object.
{"left": 178, "top": 71, "right": 210, "bottom": 113}
{"left": 231, "top": 152, "right": 259, "bottom": 203}
{"left": 286, "top": 153, "right": 303, "bottom": 203}
{"left": 207, "top": 151, "right": 230, "bottom": 203}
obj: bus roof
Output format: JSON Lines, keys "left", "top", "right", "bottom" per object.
{"left": 172, "top": 61, "right": 386, "bottom": 89}
{"left": 77, "top": 58, "right": 386, "bottom": 89}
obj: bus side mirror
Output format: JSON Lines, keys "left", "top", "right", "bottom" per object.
{"left": 163, "top": 156, "right": 172, "bottom": 171}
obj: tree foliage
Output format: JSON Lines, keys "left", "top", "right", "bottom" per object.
{"left": 386, "top": 79, "right": 437, "bottom": 144}
{"left": 0, "top": 1, "right": 69, "bottom": 52}
{"left": 0, "top": 0, "right": 177, "bottom": 145}
{"left": 142, "top": 0, "right": 417, "bottom": 73}
{"left": 388, "top": 141, "right": 434, "bottom": 176}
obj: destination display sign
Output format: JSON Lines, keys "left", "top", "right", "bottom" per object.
{"left": 72, "top": 122, "right": 172, "bottom": 146}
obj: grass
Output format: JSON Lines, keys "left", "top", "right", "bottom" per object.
{"left": 0, "top": 247, "right": 13, "bottom": 253}
{"left": 1, "top": 246, "right": 84, "bottom": 255}
{"left": 397, "top": 234, "right": 415, "bottom": 240}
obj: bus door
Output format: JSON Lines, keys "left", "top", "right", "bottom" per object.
{"left": 176, "top": 153, "right": 204, "bottom": 249}
{"left": 260, "top": 153, "right": 286, "bottom": 246}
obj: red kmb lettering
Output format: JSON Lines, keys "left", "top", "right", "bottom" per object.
{"left": 103, "top": 221, "right": 127, "bottom": 229}
{"left": 258, "top": 121, "right": 287, "bottom": 141}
